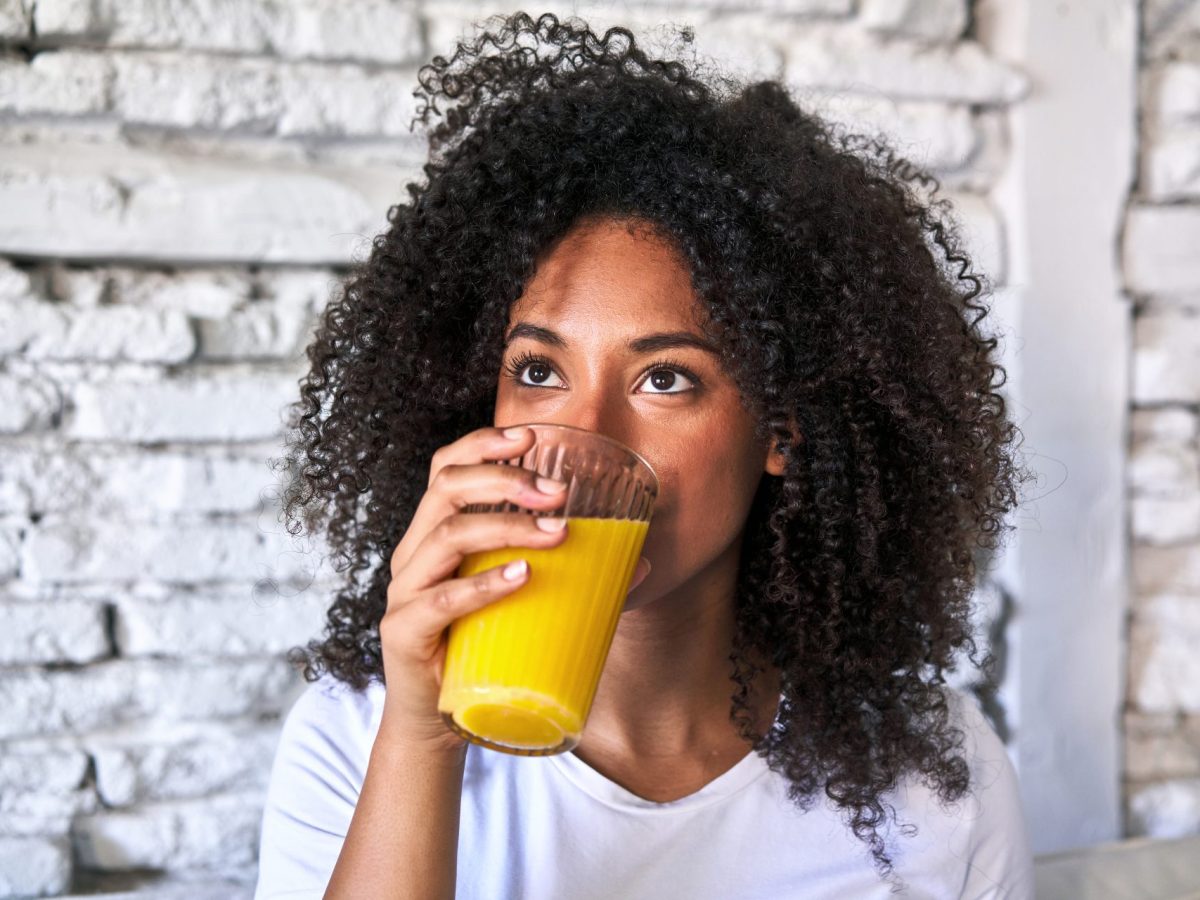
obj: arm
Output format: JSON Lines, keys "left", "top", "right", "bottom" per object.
{"left": 324, "top": 723, "right": 467, "bottom": 900}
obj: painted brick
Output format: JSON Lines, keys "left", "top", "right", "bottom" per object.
{"left": 114, "top": 590, "right": 328, "bottom": 657}
{"left": 782, "top": 28, "right": 1027, "bottom": 104}
{"left": 0, "top": 747, "right": 88, "bottom": 795}
{"left": 1133, "top": 542, "right": 1200, "bottom": 595}
{"left": 34, "top": 0, "right": 423, "bottom": 65}
{"left": 641, "top": 0, "right": 850, "bottom": 11}
{"left": 0, "top": 525, "right": 19, "bottom": 580}
{"left": 22, "top": 517, "right": 334, "bottom": 585}
{"left": 0, "top": 259, "right": 34, "bottom": 299}
{"left": 0, "top": 448, "right": 276, "bottom": 517}
{"left": 258, "top": 268, "right": 341, "bottom": 315}
{"left": 1134, "top": 309, "right": 1200, "bottom": 403}
{"left": 808, "top": 96, "right": 978, "bottom": 171}
{"left": 111, "top": 52, "right": 283, "bottom": 132}
{"left": 0, "top": 658, "right": 303, "bottom": 740}
{"left": 1132, "top": 407, "right": 1198, "bottom": 442}
{"left": 1143, "top": 0, "right": 1200, "bottom": 60}
{"left": 0, "top": 296, "right": 69, "bottom": 356}
{"left": 64, "top": 370, "right": 300, "bottom": 442}
{"left": 0, "top": 51, "right": 110, "bottom": 116}
{"left": 0, "top": 744, "right": 96, "bottom": 836}
{"left": 1129, "top": 605, "right": 1200, "bottom": 713}
{"left": 0, "top": 0, "right": 31, "bottom": 39}
{"left": 1124, "top": 206, "right": 1200, "bottom": 294}
{"left": 0, "top": 598, "right": 110, "bottom": 665}
{"left": 1130, "top": 432, "right": 1200, "bottom": 496}
{"left": 1128, "top": 778, "right": 1200, "bottom": 838}
{"left": 0, "top": 369, "right": 61, "bottom": 433}
{"left": 0, "top": 787, "right": 98, "bottom": 839}
{"left": 72, "top": 793, "right": 263, "bottom": 871}
{"left": 275, "top": 60, "right": 424, "bottom": 137}
{"left": 1137, "top": 312, "right": 1200, "bottom": 408}
{"left": 1125, "top": 712, "right": 1200, "bottom": 781}
{"left": 860, "top": 0, "right": 968, "bottom": 41}
{"left": 1132, "top": 495, "right": 1200, "bottom": 544}
{"left": 60, "top": 878, "right": 256, "bottom": 898}
{"left": 105, "top": 51, "right": 423, "bottom": 137}
{"left": 0, "top": 142, "right": 394, "bottom": 265}
{"left": 196, "top": 298, "right": 316, "bottom": 361}
{"left": 1152, "top": 62, "right": 1200, "bottom": 127}
{"left": 0, "top": 836, "right": 71, "bottom": 897}
{"left": 87, "top": 724, "right": 280, "bottom": 806}
{"left": 1143, "top": 130, "right": 1200, "bottom": 201}
{"left": 46, "top": 265, "right": 110, "bottom": 308}
{"left": 106, "top": 268, "right": 250, "bottom": 318}
{"left": 0, "top": 298, "right": 196, "bottom": 363}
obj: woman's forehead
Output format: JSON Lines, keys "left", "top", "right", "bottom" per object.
{"left": 508, "top": 219, "right": 703, "bottom": 330}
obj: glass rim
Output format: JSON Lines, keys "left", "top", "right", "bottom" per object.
{"left": 504, "top": 421, "right": 659, "bottom": 494}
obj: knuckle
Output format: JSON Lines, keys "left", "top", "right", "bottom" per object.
{"left": 434, "top": 514, "right": 460, "bottom": 541}
{"left": 429, "top": 584, "right": 456, "bottom": 612}
{"left": 428, "top": 463, "right": 450, "bottom": 490}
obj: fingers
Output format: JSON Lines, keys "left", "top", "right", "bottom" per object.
{"left": 393, "top": 511, "right": 568, "bottom": 596}
{"left": 628, "top": 555, "right": 651, "bottom": 593}
{"left": 383, "top": 556, "right": 535, "bottom": 653}
{"left": 429, "top": 459, "right": 568, "bottom": 513}
{"left": 427, "top": 425, "right": 537, "bottom": 488}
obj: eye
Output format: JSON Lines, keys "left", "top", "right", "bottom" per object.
{"left": 503, "top": 351, "right": 565, "bottom": 389}
{"left": 638, "top": 361, "right": 698, "bottom": 395}
{"left": 499, "top": 350, "right": 700, "bottom": 396}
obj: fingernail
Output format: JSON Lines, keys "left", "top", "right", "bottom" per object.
{"left": 503, "top": 426, "right": 529, "bottom": 440}
{"left": 536, "top": 476, "right": 566, "bottom": 494}
{"left": 502, "top": 559, "right": 528, "bottom": 580}
{"left": 535, "top": 516, "right": 566, "bottom": 532}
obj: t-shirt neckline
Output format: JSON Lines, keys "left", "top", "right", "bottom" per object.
{"left": 544, "top": 693, "right": 785, "bottom": 813}
{"left": 546, "top": 742, "right": 771, "bottom": 813}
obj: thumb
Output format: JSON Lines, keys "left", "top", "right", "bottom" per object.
{"left": 627, "top": 556, "right": 652, "bottom": 593}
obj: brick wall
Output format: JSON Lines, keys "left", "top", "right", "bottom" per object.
{"left": 0, "top": 1, "right": 1027, "bottom": 896}
{"left": 1123, "top": 0, "right": 1200, "bottom": 842}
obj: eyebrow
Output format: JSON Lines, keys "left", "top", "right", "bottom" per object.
{"left": 504, "top": 322, "right": 721, "bottom": 356}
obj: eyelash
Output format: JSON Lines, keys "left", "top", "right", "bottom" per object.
{"left": 502, "top": 350, "right": 702, "bottom": 393}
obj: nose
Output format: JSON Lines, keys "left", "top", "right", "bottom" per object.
{"left": 541, "top": 392, "right": 635, "bottom": 453}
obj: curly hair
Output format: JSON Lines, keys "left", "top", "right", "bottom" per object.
{"left": 276, "top": 11, "right": 1032, "bottom": 887}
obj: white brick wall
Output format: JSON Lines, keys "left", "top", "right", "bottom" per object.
{"left": 0, "top": 0, "right": 1033, "bottom": 894}
{"left": 1125, "top": 0, "right": 1200, "bottom": 844}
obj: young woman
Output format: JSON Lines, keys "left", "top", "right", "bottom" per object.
{"left": 255, "top": 12, "right": 1035, "bottom": 899}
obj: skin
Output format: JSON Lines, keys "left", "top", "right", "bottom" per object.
{"left": 493, "top": 216, "right": 787, "bottom": 800}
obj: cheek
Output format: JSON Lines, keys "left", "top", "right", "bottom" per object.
{"left": 644, "top": 461, "right": 756, "bottom": 554}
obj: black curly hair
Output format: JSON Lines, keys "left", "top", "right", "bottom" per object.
{"left": 276, "top": 10, "right": 1032, "bottom": 887}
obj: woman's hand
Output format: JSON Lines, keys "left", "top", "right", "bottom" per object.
{"left": 378, "top": 425, "right": 602, "bottom": 754}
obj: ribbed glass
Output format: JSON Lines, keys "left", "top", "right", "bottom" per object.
{"left": 437, "top": 423, "right": 658, "bottom": 756}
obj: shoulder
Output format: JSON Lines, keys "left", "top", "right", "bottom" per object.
{"left": 267, "top": 671, "right": 386, "bottom": 808}
{"left": 921, "top": 685, "right": 1035, "bottom": 899}
{"left": 255, "top": 673, "right": 385, "bottom": 899}
{"left": 279, "top": 672, "right": 385, "bottom": 752}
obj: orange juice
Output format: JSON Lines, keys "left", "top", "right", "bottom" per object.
{"left": 438, "top": 516, "right": 650, "bottom": 754}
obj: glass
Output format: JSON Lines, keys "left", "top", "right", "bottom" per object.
{"left": 437, "top": 422, "right": 659, "bottom": 755}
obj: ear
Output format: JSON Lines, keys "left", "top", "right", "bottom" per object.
{"left": 764, "top": 420, "right": 802, "bottom": 477}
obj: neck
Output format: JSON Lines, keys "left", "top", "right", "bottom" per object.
{"left": 575, "top": 540, "right": 780, "bottom": 761}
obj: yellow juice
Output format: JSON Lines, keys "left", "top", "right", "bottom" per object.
{"left": 438, "top": 516, "right": 650, "bottom": 754}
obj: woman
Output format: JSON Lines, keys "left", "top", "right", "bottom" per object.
{"left": 255, "top": 11, "right": 1035, "bottom": 898}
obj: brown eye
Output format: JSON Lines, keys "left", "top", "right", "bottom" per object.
{"left": 503, "top": 353, "right": 564, "bottom": 388}
{"left": 639, "top": 367, "right": 697, "bottom": 395}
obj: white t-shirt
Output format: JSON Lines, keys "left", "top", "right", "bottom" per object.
{"left": 254, "top": 675, "right": 1034, "bottom": 899}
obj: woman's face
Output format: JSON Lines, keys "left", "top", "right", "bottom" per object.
{"left": 494, "top": 217, "right": 784, "bottom": 611}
